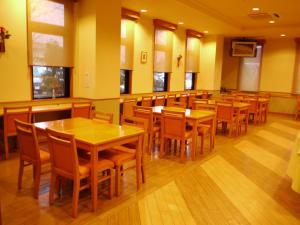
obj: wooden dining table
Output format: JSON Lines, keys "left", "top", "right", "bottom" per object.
{"left": 152, "top": 106, "right": 216, "bottom": 160}
{"left": 34, "top": 117, "right": 145, "bottom": 211}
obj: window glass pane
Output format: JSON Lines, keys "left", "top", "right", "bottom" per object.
{"left": 120, "top": 70, "right": 130, "bottom": 94}
{"left": 185, "top": 72, "right": 194, "bottom": 90}
{"left": 154, "top": 72, "right": 168, "bottom": 92}
{"left": 33, "top": 66, "right": 69, "bottom": 99}
{"left": 239, "top": 45, "right": 262, "bottom": 91}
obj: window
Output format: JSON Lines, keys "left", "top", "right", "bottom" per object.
{"left": 154, "top": 72, "right": 169, "bottom": 92}
{"left": 153, "top": 19, "right": 176, "bottom": 92}
{"left": 32, "top": 66, "right": 70, "bottom": 99}
{"left": 185, "top": 72, "right": 196, "bottom": 90}
{"left": 185, "top": 31, "right": 201, "bottom": 91}
{"left": 238, "top": 45, "right": 263, "bottom": 92}
{"left": 120, "top": 70, "right": 130, "bottom": 94}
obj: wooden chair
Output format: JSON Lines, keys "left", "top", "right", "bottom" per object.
{"left": 168, "top": 101, "right": 186, "bottom": 109}
{"left": 167, "top": 94, "right": 176, "bottom": 106}
{"left": 121, "top": 98, "right": 137, "bottom": 123}
{"left": 134, "top": 106, "right": 160, "bottom": 153}
{"left": 3, "top": 106, "right": 32, "bottom": 160}
{"left": 154, "top": 95, "right": 166, "bottom": 106}
{"left": 92, "top": 111, "right": 113, "bottom": 124}
{"left": 160, "top": 110, "right": 193, "bottom": 162}
{"left": 201, "top": 91, "right": 209, "bottom": 99}
{"left": 187, "top": 93, "right": 196, "bottom": 109}
{"left": 259, "top": 101, "right": 269, "bottom": 123}
{"left": 71, "top": 102, "right": 92, "bottom": 119}
{"left": 193, "top": 103, "right": 216, "bottom": 153}
{"left": 141, "top": 96, "right": 153, "bottom": 107}
{"left": 244, "top": 98, "right": 260, "bottom": 124}
{"left": 216, "top": 103, "right": 237, "bottom": 136}
{"left": 179, "top": 93, "right": 188, "bottom": 108}
{"left": 15, "top": 119, "right": 49, "bottom": 198}
{"left": 46, "top": 128, "right": 114, "bottom": 218}
{"left": 100, "top": 117, "right": 147, "bottom": 196}
{"left": 295, "top": 97, "right": 300, "bottom": 120}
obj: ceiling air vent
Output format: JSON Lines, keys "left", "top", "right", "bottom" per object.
{"left": 248, "top": 12, "right": 273, "bottom": 20}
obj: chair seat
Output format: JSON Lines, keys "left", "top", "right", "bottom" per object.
{"left": 99, "top": 149, "right": 135, "bottom": 166}
{"left": 185, "top": 130, "right": 193, "bottom": 139}
{"left": 152, "top": 125, "right": 160, "bottom": 133}
{"left": 197, "top": 124, "right": 211, "bottom": 135}
{"left": 40, "top": 150, "right": 50, "bottom": 164}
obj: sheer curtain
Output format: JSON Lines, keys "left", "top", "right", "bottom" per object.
{"left": 239, "top": 45, "right": 262, "bottom": 91}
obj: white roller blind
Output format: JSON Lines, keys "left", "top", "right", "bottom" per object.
{"left": 120, "top": 19, "right": 134, "bottom": 70}
{"left": 293, "top": 41, "right": 300, "bottom": 93}
{"left": 27, "top": 0, "right": 74, "bottom": 67}
{"left": 239, "top": 45, "right": 262, "bottom": 92}
{"left": 186, "top": 37, "right": 200, "bottom": 72}
{"left": 154, "top": 28, "right": 173, "bottom": 73}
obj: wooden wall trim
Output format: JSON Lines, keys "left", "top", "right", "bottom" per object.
{"left": 186, "top": 29, "right": 204, "bottom": 39}
{"left": 121, "top": 8, "right": 140, "bottom": 21}
{"left": 153, "top": 19, "right": 177, "bottom": 31}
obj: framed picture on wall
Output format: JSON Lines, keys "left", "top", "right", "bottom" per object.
{"left": 141, "top": 51, "right": 147, "bottom": 64}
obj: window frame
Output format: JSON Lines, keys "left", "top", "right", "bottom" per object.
{"left": 185, "top": 72, "right": 197, "bottom": 91}
{"left": 153, "top": 72, "right": 169, "bottom": 92}
{"left": 120, "top": 69, "right": 131, "bottom": 95}
{"left": 31, "top": 66, "right": 72, "bottom": 100}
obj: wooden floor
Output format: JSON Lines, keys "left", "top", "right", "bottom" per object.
{"left": 1, "top": 114, "right": 300, "bottom": 225}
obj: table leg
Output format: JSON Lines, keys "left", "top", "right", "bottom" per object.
{"left": 136, "top": 134, "right": 143, "bottom": 190}
{"left": 90, "top": 146, "right": 98, "bottom": 211}
{"left": 191, "top": 120, "right": 197, "bottom": 160}
{"left": 211, "top": 116, "right": 216, "bottom": 148}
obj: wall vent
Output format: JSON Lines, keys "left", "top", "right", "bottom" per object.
{"left": 248, "top": 12, "right": 273, "bottom": 20}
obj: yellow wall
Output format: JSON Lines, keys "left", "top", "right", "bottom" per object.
{"left": 0, "top": 0, "right": 30, "bottom": 102}
{"left": 260, "top": 39, "right": 296, "bottom": 93}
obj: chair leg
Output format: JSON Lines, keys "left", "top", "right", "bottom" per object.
{"left": 149, "top": 134, "right": 153, "bottom": 153}
{"left": 115, "top": 166, "right": 121, "bottom": 196}
{"left": 49, "top": 173, "right": 57, "bottom": 205}
{"left": 200, "top": 135, "right": 204, "bottom": 154}
{"left": 180, "top": 140, "right": 185, "bottom": 163}
{"left": 34, "top": 165, "right": 41, "bottom": 198}
{"left": 108, "top": 169, "right": 114, "bottom": 199}
{"left": 18, "top": 159, "right": 24, "bottom": 190}
{"left": 159, "top": 137, "right": 165, "bottom": 158}
{"left": 72, "top": 179, "right": 80, "bottom": 218}
{"left": 4, "top": 136, "right": 9, "bottom": 160}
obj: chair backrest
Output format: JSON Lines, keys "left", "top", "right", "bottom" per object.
{"left": 4, "top": 106, "right": 32, "bottom": 136}
{"left": 161, "top": 110, "right": 186, "bottom": 140}
{"left": 168, "top": 101, "right": 186, "bottom": 109}
{"left": 244, "top": 98, "right": 259, "bottom": 112}
{"left": 202, "top": 91, "right": 208, "bottom": 99}
{"left": 193, "top": 102, "right": 217, "bottom": 112}
{"left": 46, "top": 128, "right": 79, "bottom": 180}
{"left": 154, "top": 95, "right": 166, "bottom": 106}
{"left": 133, "top": 106, "right": 153, "bottom": 133}
{"left": 15, "top": 119, "right": 40, "bottom": 163}
{"left": 188, "top": 93, "right": 196, "bottom": 108}
{"left": 71, "top": 102, "right": 92, "bottom": 119}
{"left": 179, "top": 93, "right": 188, "bottom": 107}
{"left": 93, "top": 111, "right": 113, "bottom": 124}
{"left": 216, "top": 103, "right": 234, "bottom": 122}
{"left": 122, "top": 98, "right": 137, "bottom": 121}
{"left": 167, "top": 94, "right": 176, "bottom": 106}
{"left": 141, "top": 96, "right": 153, "bottom": 107}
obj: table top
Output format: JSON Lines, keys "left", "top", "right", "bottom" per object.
{"left": 34, "top": 117, "right": 144, "bottom": 146}
{"left": 152, "top": 106, "right": 215, "bottom": 120}
{"left": 0, "top": 103, "right": 71, "bottom": 116}
{"left": 195, "top": 100, "right": 250, "bottom": 109}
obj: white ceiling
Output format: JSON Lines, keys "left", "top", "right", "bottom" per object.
{"left": 122, "top": 0, "right": 300, "bottom": 38}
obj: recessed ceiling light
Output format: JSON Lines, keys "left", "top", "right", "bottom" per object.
{"left": 178, "top": 22, "right": 184, "bottom": 25}
{"left": 203, "top": 30, "right": 208, "bottom": 34}
{"left": 252, "top": 7, "right": 260, "bottom": 11}
{"left": 140, "top": 9, "right": 147, "bottom": 13}
{"left": 269, "top": 20, "right": 275, "bottom": 24}
{"left": 280, "top": 34, "right": 286, "bottom": 37}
